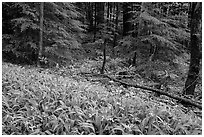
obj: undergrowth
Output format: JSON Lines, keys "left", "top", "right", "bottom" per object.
{"left": 2, "top": 62, "right": 202, "bottom": 135}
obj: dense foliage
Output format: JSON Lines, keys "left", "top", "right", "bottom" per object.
{"left": 2, "top": 62, "right": 202, "bottom": 135}
{"left": 2, "top": 2, "right": 192, "bottom": 67}
{"left": 116, "top": 3, "right": 190, "bottom": 69}
{"left": 2, "top": 2, "right": 85, "bottom": 65}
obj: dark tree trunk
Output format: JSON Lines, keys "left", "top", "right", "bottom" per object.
{"left": 37, "top": 2, "right": 44, "bottom": 67}
{"left": 183, "top": 2, "right": 201, "bottom": 95}
{"left": 101, "top": 39, "right": 107, "bottom": 74}
{"left": 113, "top": 2, "right": 119, "bottom": 53}
{"left": 109, "top": 3, "right": 113, "bottom": 27}
{"left": 132, "top": 51, "right": 137, "bottom": 66}
{"left": 123, "top": 2, "right": 132, "bottom": 36}
{"left": 93, "top": 2, "right": 97, "bottom": 42}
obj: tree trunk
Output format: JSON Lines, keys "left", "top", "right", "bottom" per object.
{"left": 109, "top": 3, "right": 113, "bottom": 28}
{"left": 106, "top": 3, "right": 110, "bottom": 24}
{"left": 93, "top": 2, "right": 97, "bottom": 42}
{"left": 101, "top": 39, "right": 107, "bottom": 74}
{"left": 37, "top": 2, "right": 44, "bottom": 67}
{"left": 113, "top": 2, "right": 119, "bottom": 54}
{"left": 123, "top": 2, "right": 132, "bottom": 36}
{"left": 183, "top": 2, "right": 201, "bottom": 95}
{"left": 132, "top": 51, "right": 137, "bottom": 66}
{"left": 87, "top": 3, "right": 94, "bottom": 31}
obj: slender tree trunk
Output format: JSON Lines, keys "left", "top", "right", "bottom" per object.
{"left": 87, "top": 3, "right": 93, "bottom": 31}
{"left": 132, "top": 3, "right": 136, "bottom": 37}
{"left": 93, "top": 2, "right": 97, "bottom": 42}
{"left": 113, "top": 2, "right": 119, "bottom": 54}
{"left": 107, "top": 3, "right": 110, "bottom": 24}
{"left": 131, "top": 51, "right": 136, "bottom": 66}
{"left": 101, "top": 39, "right": 107, "bottom": 74}
{"left": 109, "top": 3, "right": 112, "bottom": 27}
{"left": 183, "top": 2, "right": 201, "bottom": 95}
{"left": 37, "top": 2, "right": 44, "bottom": 67}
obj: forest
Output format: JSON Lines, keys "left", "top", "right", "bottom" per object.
{"left": 2, "top": 2, "right": 202, "bottom": 135}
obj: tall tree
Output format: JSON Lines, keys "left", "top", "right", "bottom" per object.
{"left": 183, "top": 2, "right": 202, "bottom": 95}
{"left": 37, "top": 2, "right": 44, "bottom": 66}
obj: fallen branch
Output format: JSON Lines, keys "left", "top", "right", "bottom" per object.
{"left": 81, "top": 72, "right": 202, "bottom": 109}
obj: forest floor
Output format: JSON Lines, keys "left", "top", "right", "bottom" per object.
{"left": 2, "top": 59, "right": 202, "bottom": 135}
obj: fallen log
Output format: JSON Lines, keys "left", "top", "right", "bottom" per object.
{"left": 81, "top": 72, "right": 202, "bottom": 109}
{"left": 104, "top": 74, "right": 202, "bottom": 109}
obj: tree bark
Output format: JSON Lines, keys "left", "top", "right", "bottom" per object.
{"left": 37, "top": 2, "right": 44, "bottom": 67}
{"left": 183, "top": 2, "right": 201, "bottom": 95}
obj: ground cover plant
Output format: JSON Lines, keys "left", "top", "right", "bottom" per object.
{"left": 2, "top": 62, "right": 202, "bottom": 135}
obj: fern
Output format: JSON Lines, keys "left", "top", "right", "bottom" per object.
{"left": 117, "top": 3, "right": 190, "bottom": 65}
{"left": 139, "top": 11, "right": 167, "bottom": 26}
{"left": 3, "top": 2, "right": 85, "bottom": 65}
